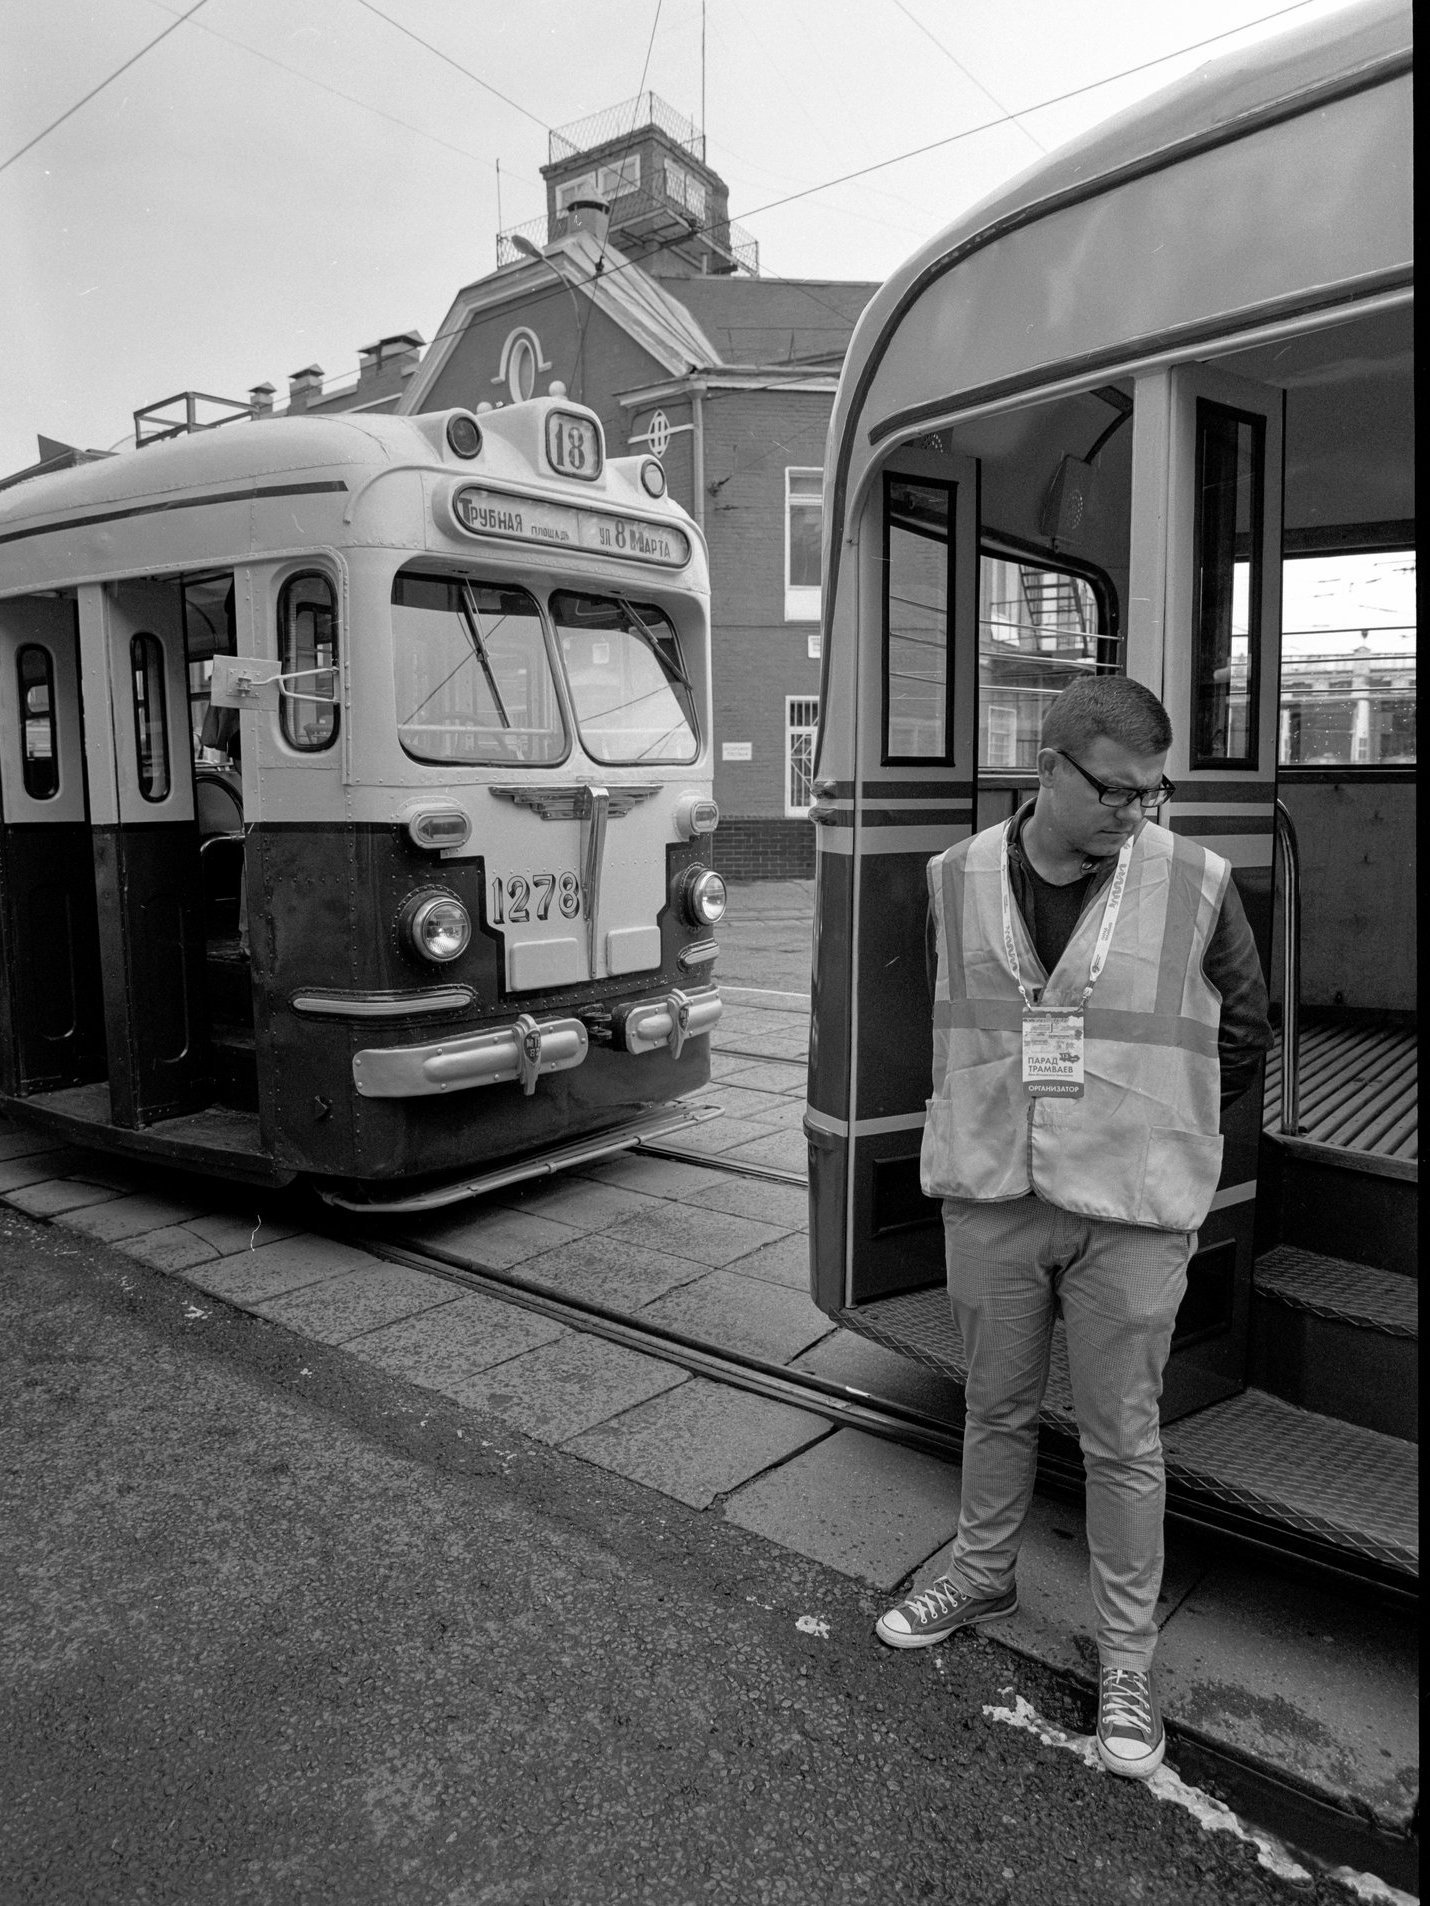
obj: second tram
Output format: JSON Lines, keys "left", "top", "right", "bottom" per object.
{"left": 0, "top": 396, "right": 725, "bottom": 1209}
{"left": 805, "top": 0, "right": 1415, "bottom": 1582}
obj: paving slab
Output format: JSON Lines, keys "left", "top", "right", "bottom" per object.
{"left": 708, "top": 1051, "right": 758, "bottom": 1081}
{"left": 448, "top": 1332, "right": 688, "bottom": 1443}
{"left": 719, "top": 1232, "right": 810, "bottom": 1291}
{"left": 60, "top": 1191, "right": 210, "bottom": 1242}
{"left": 345, "top": 1291, "right": 568, "bottom": 1395}
{"left": 6, "top": 1177, "right": 124, "bottom": 1219}
{"left": 0, "top": 1151, "right": 82, "bottom": 1194}
{"left": 119, "top": 1224, "right": 222, "bottom": 1274}
{"left": 180, "top": 1233, "right": 373, "bottom": 1306}
{"left": 515, "top": 1231, "right": 709, "bottom": 1310}
{"left": 637, "top": 1269, "right": 833, "bottom": 1364}
{"left": 405, "top": 1204, "right": 581, "bottom": 1270}
{"left": 596, "top": 1199, "right": 791, "bottom": 1269}
{"left": 252, "top": 1262, "right": 459, "bottom": 1345}
{"left": 711, "top": 1060, "right": 807, "bottom": 1096}
{"left": 491, "top": 1175, "right": 664, "bottom": 1234}
{"left": 1153, "top": 1557, "right": 1420, "bottom": 1832}
{"left": 652, "top": 1114, "right": 783, "bottom": 1158}
{"left": 719, "top": 1129, "right": 810, "bottom": 1177}
{"left": 723, "top": 1427, "right": 962, "bottom": 1589}
{"left": 686, "top": 1177, "right": 808, "bottom": 1231}
{"left": 564, "top": 1374, "right": 830, "bottom": 1509}
{"left": 580, "top": 1153, "right": 730, "bottom": 1200}
{"left": 703, "top": 1083, "right": 799, "bottom": 1125}
{"left": 793, "top": 1330, "right": 966, "bottom": 1422}
{"left": 188, "top": 1209, "right": 306, "bottom": 1256}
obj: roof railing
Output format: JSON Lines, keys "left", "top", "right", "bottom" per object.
{"left": 133, "top": 391, "right": 255, "bottom": 448}
{"left": 549, "top": 92, "right": 704, "bottom": 165}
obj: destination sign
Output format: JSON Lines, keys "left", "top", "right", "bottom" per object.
{"left": 451, "top": 486, "right": 691, "bottom": 569}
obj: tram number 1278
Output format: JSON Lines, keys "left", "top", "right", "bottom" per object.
{"left": 490, "top": 872, "right": 582, "bottom": 924}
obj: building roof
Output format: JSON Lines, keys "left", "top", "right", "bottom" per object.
{"left": 669, "top": 276, "right": 878, "bottom": 368}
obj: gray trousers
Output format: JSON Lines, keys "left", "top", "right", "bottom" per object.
{"left": 942, "top": 1194, "right": 1192, "bottom": 1672}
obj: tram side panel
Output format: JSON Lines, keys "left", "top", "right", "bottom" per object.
{"left": 0, "top": 594, "right": 107, "bottom": 1097}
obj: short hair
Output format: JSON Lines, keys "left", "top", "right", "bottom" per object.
{"left": 1040, "top": 675, "right": 1172, "bottom": 757}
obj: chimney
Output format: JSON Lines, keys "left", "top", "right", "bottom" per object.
{"left": 356, "top": 332, "right": 426, "bottom": 392}
{"left": 567, "top": 198, "right": 610, "bottom": 247}
{"left": 249, "top": 382, "right": 276, "bottom": 419}
{"left": 287, "top": 364, "right": 325, "bottom": 412}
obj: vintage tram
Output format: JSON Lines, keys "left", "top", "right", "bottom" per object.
{"left": 0, "top": 397, "right": 725, "bottom": 1210}
{"left": 805, "top": 0, "right": 1415, "bottom": 1582}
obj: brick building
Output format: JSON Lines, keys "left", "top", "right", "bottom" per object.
{"left": 398, "top": 96, "right": 875, "bottom": 878}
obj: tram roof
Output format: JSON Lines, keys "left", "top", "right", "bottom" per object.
{"left": 831, "top": 0, "right": 1412, "bottom": 467}
{"left": 0, "top": 410, "right": 411, "bottom": 540}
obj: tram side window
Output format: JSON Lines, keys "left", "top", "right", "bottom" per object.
{"left": 883, "top": 475, "right": 953, "bottom": 762}
{"left": 392, "top": 573, "right": 567, "bottom": 766}
{"left": 130, "top": 633, "right": 171, "bottom": 802}
{"left": 1280, "top": 549, "right": 1415, "bottom": 767}
{"left": 550, "top": 592, "right": 698, "bottom": 765}
{"left": 278, "top": 573, "right": 339, "bottom": 752}
{"left": 1191, "top": 401, "right": 1265, "bottom": 768}
{"left": 16, "top": 644, "right": 59, "bottom": 800}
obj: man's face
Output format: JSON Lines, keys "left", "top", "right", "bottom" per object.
{"left": 1035, "top": 734, "right": 1169, "bottom": 859}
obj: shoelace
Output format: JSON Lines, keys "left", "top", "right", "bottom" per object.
{"left": 1100, "top": 1669, "right": 1154, "bottom": 1737}
{"left": 906, "top": 1576, "right": 967, "bottom": 1624}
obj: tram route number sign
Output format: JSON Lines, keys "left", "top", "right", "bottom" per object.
{"left": 490, "top": 871, "right": 581, "bottom": 925}
{"left": 452, "top": 485, "right": 690, "bottom": 569}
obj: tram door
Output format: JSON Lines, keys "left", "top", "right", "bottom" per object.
{"left": 80, "top": 581, "right": 210, "bottom": 1126}
{"left": 0, "top": 594, "right": 107, "bottom": 1094}
{"left": 1127, "top": 362, "right": 1284, "bottom": 1413}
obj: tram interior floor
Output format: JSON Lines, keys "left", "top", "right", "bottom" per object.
{"left": 0, "top": 877, "right": 1417, "bottom": 1870}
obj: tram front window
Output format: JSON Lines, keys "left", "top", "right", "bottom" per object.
{"left": 550, "top": 591, "right": 698, "bottom": 765}
{"left": 393, "top": 573, "right": 567, "bottom": 765}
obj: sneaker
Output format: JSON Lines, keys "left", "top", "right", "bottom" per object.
{"left": 1096, "top": 1666, "right": 1165, "bottom": 1778}
{"left": 875, "top": 1575, "right": 1017, "bottom": 1650}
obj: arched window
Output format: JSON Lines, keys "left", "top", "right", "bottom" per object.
{"left": 494, "top": 326, "right": 551, "bottom": 406}
{"left": 16, "top": 644, "right": 59, "bottom": 799}
{"left": 130, "top": 633, "right": 171, "bottom": 801}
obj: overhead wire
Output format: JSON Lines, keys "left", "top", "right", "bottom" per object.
{"left": 351, "top": 0, "right": 550, "bottom": 134}
{"left": 886, "top": 0, "right": 1047, "bottom": 152}
{"left": 0, "top": 0, "right": 212, "bottom": 176}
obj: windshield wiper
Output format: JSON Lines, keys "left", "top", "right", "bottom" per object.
{"left": 460, "top": 581, "right": 511, "bottom": 729}
{"left": 616, "top": 596, "right": 695, "bottom": 696}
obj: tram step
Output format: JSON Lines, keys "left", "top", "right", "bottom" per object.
{"left": 1256, "top": 1132, "right": 1417, "bottom": 1275}
{"left": 833, "top": 1288, "right": 1418, "bottom": 1581}
{"left": 209, "top": 1030, "right": 258, "bottom": 1114}
{"left": 1251, "top": 1246, "right": 1417, "bottom": 1443}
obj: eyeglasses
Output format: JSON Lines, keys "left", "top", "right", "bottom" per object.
{"left": 1055, "top": 750, "right": 1175, "bottom": 810}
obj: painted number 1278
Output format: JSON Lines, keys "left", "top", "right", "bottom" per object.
{"left": 490, "top": 872, "right": 581, "bottom": 924}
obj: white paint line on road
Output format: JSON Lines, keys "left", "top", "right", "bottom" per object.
{"left": 983, "top": 1691, "right": 1316, "bottom": 1884}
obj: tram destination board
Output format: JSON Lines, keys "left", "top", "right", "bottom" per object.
{"left": 451, "top": 485, "right": 690, "bottom": 568}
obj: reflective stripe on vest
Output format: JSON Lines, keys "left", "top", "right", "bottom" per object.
{"left": 921, "top": 818, "right": 1231, "bottom": 1232}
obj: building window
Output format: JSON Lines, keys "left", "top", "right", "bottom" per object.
{"left": 16, "top": 644, "right": 59, "bottom": 800}
{"left": 664, "top": 159, "right": 706, "bottom": 221}
{"left": 494, "top": 326, "right": 551, "bottom": 405}
{"left": 785, "top": 468, "right": 823, "bottom": 622}
{"left": 985, "top": 703, "right": 1018, "bottom": 769}
{"left": 130, "top": 633, "right": 171, "bottom": 801}
{"left": 555, "top": 156, "right": 640, "bottom": 214}
{"left": 278, "top": 572, "right": 339, "bottom": 753}
{"left": 786, "top": 697, "right": 820, "bottom": 817}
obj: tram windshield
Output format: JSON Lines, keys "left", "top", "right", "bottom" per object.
{"left": 550, "top": 591, "right": 699, "bottom": 764}
{"left": 392, "top": 573, "right": 567, "bottom": 765}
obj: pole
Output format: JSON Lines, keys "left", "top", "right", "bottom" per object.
{"left": 496, "top": 158, "right": 504, "bottom": 236}
{"left": 701, "top": 1, "right": 706, "bottom": 152}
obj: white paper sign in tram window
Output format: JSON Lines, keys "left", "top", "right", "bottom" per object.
{"left": 722, "top": 742, "right": 753, "bottom": 762}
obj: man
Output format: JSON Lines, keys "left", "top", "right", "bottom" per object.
{"left": 875, "top": 676, "right": 1269, "bottom": 1779}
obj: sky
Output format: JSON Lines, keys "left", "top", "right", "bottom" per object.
{"left": 0, "top": 0, "right": 1376, "bottom": 479}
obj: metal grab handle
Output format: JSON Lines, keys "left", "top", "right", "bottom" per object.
{"left": 1273, "top": 798, "right": 1301, "bottom": 1136}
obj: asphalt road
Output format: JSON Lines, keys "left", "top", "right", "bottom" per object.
{"left": 2, "top": 1206, "right": 1347, "bottom": 1906}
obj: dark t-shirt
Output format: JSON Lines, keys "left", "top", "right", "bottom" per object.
{"left": 1022, "top": 860, "right": 1093, "bottom": 977}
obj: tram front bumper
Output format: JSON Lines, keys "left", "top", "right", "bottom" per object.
{"left": 351, "top": 987, "right": 720, "bottom": 1098}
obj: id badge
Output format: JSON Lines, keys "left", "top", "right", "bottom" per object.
{"left": 1022, "top": 1008, "right": 1085, "bottom": 1098}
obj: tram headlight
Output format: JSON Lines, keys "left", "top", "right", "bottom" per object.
{"left": 446, "top": 413, "right": 483, "bottom": 459}
{"left": 400, "top": 891, "right": 472, "bottom": 964}
{"left": 639, "top": 457, "right": 667, "bottom": 498}
{"left": 682, "top": 868, "right": 727, "bottom": 928}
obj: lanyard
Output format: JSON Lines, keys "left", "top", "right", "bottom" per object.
{"left": 998, "top": 826, "right": 1134, "bottom": 1011}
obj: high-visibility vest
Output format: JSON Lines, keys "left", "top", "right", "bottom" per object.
{"left": 920, "top": 818, "right": 1231, "bottom": 1232}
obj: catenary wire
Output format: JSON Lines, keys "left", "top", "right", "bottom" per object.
{"left": 0, "top": 0, "right": 211, "bottom": 176}
{"left": 352, "top": 0, "right": 551, "bottom": 133}
{"left": 886, "top": 0, "right": 1047, "bottom": 152}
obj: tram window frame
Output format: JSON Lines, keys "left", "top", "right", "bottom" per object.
{"left": 977, "top": 538, "right": 1116, "bottom": 775}
{"left": 1190, "top": 399, "right": 1265, "bottom": 771}
{"left": 277, "top": 571, "right": 340, "bottom": 754}
{"left": 15, "top": 643, "right": 60, "bottom": 800}
{"left": 392, "top": 571, "right": 571, "bottom": 769}
{"left": 130, "top": 632, "right": 172, "bottom": 802}
{"left": 549, "top": 591, "right": 700, "bottom": 767}
{"left": 881, "top": 472, "right": 956, "bottom": 765}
